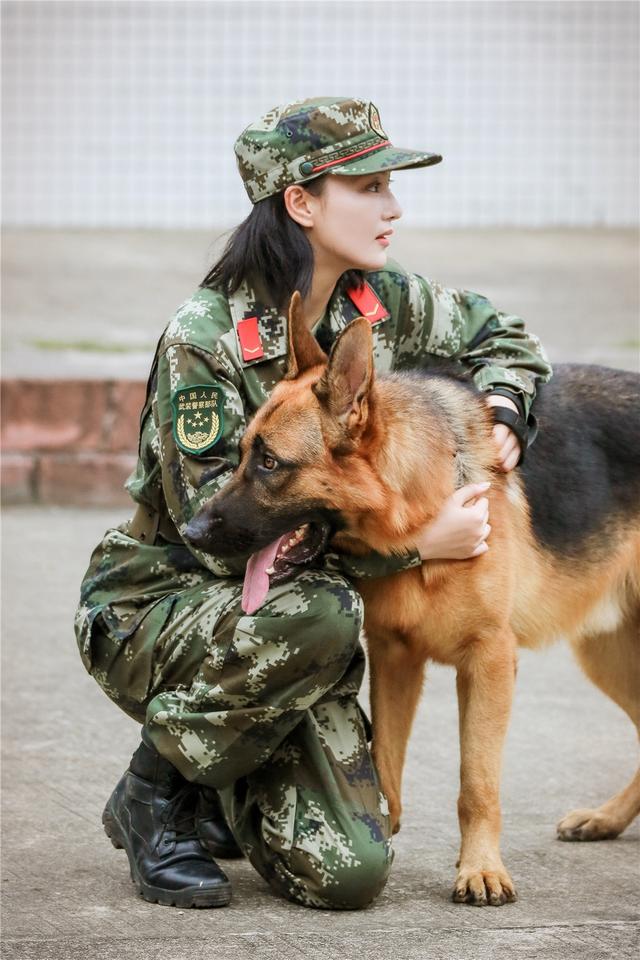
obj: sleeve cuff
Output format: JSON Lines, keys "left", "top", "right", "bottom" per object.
{"left": 473, "top": 366, "right": 535, "bottom": 417}
{"left": 324, "top": 547, "right": 422, "bottom": 579}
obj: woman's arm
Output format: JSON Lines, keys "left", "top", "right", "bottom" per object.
{"left": 397, "top": 274, "right": 553, "bottom": 417}
{"left": 392, "top": 272, "right": 552, "bottom": 469}
{"left": 153, "top": 340, "right": 250, "bottom": 577}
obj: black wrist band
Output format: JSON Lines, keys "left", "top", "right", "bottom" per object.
{"left": 490, "top": 406, "right": 531, "bottom": 463}
{"left": 487, "top": 387, "right": 526, "bottom": 420}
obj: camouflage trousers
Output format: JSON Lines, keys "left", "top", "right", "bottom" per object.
{"left": 78, "top": 567, "right": 393, "bottom": 909}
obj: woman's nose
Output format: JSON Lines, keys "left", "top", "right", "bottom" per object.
{"left": 386, "top": 191, "right": 403, "bottom": 222}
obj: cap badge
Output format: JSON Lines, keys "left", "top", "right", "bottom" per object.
{"left": 369, "top": 104, "right": 387, "bottom": 139}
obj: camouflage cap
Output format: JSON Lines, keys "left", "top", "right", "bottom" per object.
{"left": 234, "top": 97, "right": 442, "bottom": 204}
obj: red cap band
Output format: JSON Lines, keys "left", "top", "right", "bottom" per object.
{"left": 307, "top": 140, "right": 391, "bottom": 174}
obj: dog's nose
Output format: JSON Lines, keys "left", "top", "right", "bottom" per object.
{"left": 184, "top": 510, "right": 221, "bottom": 548}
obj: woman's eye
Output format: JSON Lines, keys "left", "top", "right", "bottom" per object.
{"left": 263, "top": 455, "right": 277, "bottom": 470}
{"left": 366, "top": 178, "right": 393, "bottom": 193}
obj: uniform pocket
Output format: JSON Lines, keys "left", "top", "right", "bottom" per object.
{"left": 100, "top": 593, "right": 174, "bottom": 641}
{"left": 74, "top": 523, "right": 205, "bottom": 699}
{"left": 87, "top": 595, "right": 177, "bottom": 704}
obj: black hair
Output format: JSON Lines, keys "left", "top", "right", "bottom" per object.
{"left": 200, "top": 175, "right": 364, "bottom": 310}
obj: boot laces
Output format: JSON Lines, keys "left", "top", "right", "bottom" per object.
{"left": 160, "top": 784, "right": 200, "bottom": 844}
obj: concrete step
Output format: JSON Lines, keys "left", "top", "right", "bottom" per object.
{"left": 1, "top": 379, "right": 145, "bottom": 505}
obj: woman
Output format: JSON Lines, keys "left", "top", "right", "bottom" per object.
{"left": 75, "top": 97, "right": 552, "bottom": 911}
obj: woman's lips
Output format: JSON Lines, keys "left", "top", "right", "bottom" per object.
{"left": 376, "top": 236, "right": 391, "bottom": 247}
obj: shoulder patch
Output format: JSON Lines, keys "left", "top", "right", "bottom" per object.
{"left": 171, "top": 385, "right": 224, "bottom": 455}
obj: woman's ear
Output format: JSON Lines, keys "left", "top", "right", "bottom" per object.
{"left": 283, "top": 184, "right": 316, "bottom": 228}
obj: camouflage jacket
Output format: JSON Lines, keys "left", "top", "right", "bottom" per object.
{"left": 77, "top": 259, "right": 551, "bottom": 648}
{"left": 129, "top": 255, "right": 551, "bottom": 567}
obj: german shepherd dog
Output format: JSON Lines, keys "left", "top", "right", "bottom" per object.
{"left": 186, "top": 293, "right": 640, "bottom": 906}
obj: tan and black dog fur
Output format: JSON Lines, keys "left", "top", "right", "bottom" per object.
{"left": 187, "top": 293, "right": 640, "bottom": 906}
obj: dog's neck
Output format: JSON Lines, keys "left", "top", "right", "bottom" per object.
{"left": 334, "top": 373, "right": 496, "bottom": 556}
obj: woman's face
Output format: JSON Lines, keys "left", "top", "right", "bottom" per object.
{"left": 303, "top": 172, "right": 403, "bottom": 274}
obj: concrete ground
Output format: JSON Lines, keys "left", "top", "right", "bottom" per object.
{"left": 1, "top": 507, "right": 639, "bottom": 960}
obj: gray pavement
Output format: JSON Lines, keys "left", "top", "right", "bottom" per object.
{"left": 2, "top": 227, "right": 639, "bottom": 379}
{"left": 1, "top": 507, "right": 639, "bottom": 959}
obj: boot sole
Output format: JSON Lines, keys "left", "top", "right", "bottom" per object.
{"left": 102, "top": 806, "right": 232, "bottom": 908}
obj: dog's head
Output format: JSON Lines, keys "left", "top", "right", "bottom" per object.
{"left": 184, "top": 292, "right": 387, "bottom": 594}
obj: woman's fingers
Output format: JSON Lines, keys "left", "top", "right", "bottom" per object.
{"left": 499, "top": 432, "right": 518, "bottom": 456}
{"left": 494, "top": 424, "right": 521, "bottom": 472}
{"left": 501, "top": 444, "right": 521, "bottom": 472}
{"left": 492, "top": 423, "right": 511, "bottom": 448}
{"left": 454, "top": 481, "right": 491, "bottom": 506}
{"left": 472, "top": 523, "right": 492, "bottom": 552}
{"left": 469, "top": 497, "right": 489, "bottom": 522}
{"left": 470, "top": 541, "right": 489, "bottom": 557}
{"left": 419, "top": 482, "right": 495, "bottom": 561}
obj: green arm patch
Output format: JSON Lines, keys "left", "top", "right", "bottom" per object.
{"left": 171, "top": 384, "right": 225, "bottom": 455}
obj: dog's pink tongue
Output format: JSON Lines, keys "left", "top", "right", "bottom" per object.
{"left": 242, "top": 535, "right": 287, "bottom": 615}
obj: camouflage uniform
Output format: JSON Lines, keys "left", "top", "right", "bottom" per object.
{"left": 74, "top": 97, "right": 552, "bottom": 910}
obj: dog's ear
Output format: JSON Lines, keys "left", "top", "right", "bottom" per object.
{"left": 314, "top": 317, "right": 374, "bottom": 437}
{"left": 285, "top": 290, "right": 327, "bottom": 379}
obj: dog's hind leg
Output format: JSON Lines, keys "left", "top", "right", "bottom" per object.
{"left": 367, "top": 634, "right": 427, "bottom": 835}
{"left": 453, "top": 629, "right": 518, "bottom": 906}
{"left": 558, "top": 611, "right": 640, "bottom": 841}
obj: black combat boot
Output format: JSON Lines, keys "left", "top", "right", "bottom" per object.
{"left": 102, "top": 733, "right": 232, "bottom": 907}
{"left": 196, "top": 787, "right": 243, "bottom": 859}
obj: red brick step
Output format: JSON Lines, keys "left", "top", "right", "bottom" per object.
{"left": 1, "top": 380, "right": 146, "bottom": 505}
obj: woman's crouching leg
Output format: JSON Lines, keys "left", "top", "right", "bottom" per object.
{"left": 145, "top": 569, "right": 366, "bottom": 788}
{"left": 220, "top": 694, "right": 393, "bottom": 910}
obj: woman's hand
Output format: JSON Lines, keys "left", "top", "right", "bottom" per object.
{"left": 485, "top": 395, "right": 521, "bottom": 472}
{"left": 414, "top": 482, "right": 491, "bottom": 561}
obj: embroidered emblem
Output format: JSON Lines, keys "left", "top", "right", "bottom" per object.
{"left": 237, "top": 316, "right": 265, "bottom": 363}
{"left": 369, "top": 104, "right": 387, "bottom": 139}
{"left": 171, "top": 385, "right": 224, "bottom": 455}
{"left": 346, "top": 282, "right": 390, "bottom": 325}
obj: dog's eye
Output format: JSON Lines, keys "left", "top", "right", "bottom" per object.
{"left": 263, "top": 454, "right": 277, "bottom": 471}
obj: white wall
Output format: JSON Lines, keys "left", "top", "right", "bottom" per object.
{"left": 2, "top": 0, "right": 638, "bottom": 227}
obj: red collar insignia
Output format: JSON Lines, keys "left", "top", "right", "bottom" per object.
{"left": 346, "top": 282, "right": 389, "bottom": 325}
{"left": 237, "top": 316, "right": 265, "bottom": 363}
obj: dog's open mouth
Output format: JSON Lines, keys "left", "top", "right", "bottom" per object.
{"left": 242, "top": 521, "right": 329, "bottom": 614}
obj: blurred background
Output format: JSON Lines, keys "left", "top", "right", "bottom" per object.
{"left": 3, "top": 0, "right": 639, "bottom": 228}
{"left": 2, "top": 0, "right": 639, "bottom": 502}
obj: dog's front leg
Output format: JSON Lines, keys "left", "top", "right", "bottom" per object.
{"left": 454, "top": 632, "right": 518, "bottom": 906}
{"left": 368, "top": 634, "right": 426, "bottom": 834}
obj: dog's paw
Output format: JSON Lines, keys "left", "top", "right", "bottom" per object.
{"left": 382, "top": 790, "right": 402, "bottom": 835}
{"left": 452, "top": 867, "right": 517, "bottom": 907}
{"left": 557, "top": 807, "right": 622, "bottom": 841}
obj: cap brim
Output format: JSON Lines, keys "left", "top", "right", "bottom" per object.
{"left": 329, "top": 145, "right": 442, "bottom": 176}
